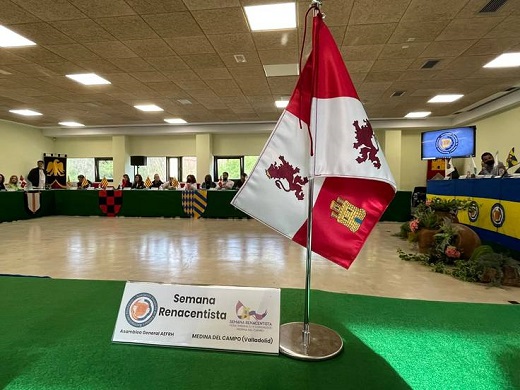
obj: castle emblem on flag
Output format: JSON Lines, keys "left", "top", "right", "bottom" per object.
{"left": 353, "top": 119, "right": 381, "bottom": 169}
{"left": 265, "top": 156, "right": 308, "bottom": 200}
{"left": 330, "top": 197, "right": 366, "bottom": 233}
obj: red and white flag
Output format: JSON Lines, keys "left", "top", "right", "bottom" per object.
{"left": 231, "top": 13, "right": 396, "bottom": 269}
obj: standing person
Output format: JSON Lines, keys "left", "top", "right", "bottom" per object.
{"left": 201, "top": 174, "right": 216, "bottom": 189}
{"left": 0, "top": 174, "right": 5, "bottom": 190}
{"left": 233, "top": 173, "right": 247, "bottom": 190}
{"left": 151, "top": 174, "right": 163, "bottom": 188}
{"left": 479, "top": 152, "right": 506, "bottom": 176}
{"left": 217, "top": 171, "right": 234, "bottom": 190}
{"left": 120, "top": 174, "right": 132, "bottom": 189}
{"left": 27, "top": 160, "right": 46, "bottom": 188}
{"left": 5, "top": 175, "right": 20, "bottom": 190}
{"left": 132, "top": 174, "right": 145, "bottom": 189}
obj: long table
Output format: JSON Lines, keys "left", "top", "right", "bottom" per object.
{"left": 0, "top": 189, "right": 411, "bottom": 223}
{"left": 427, "top": 178, "right": 520, "bottom": 251}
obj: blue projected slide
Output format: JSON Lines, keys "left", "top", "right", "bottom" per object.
{"left": 421, "top": 126, "right": 476, "bottom": 160}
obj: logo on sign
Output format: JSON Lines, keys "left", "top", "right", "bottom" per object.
{"left": 467, "top": 201, "right": 479, "bottom": 223}
{"left": 435, "top": 132, "right": 459, "bottom": 154}
{"left": 125, "top": 293, "right": 158, "bottom": 328}
{"left": 490, "top": 203, "right": 505, "bottom": 228}
{"left": 236, "top": 301, "right": 268, "bottom": 321}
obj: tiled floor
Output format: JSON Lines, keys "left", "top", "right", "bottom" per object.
{"left": 1, "top": 216, "right": 519, "bottom": 304}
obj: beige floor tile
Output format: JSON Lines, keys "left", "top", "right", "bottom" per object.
{"left": 0, "top": 216, "right": 518, "bottom": 304}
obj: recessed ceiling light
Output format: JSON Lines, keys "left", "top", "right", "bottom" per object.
{"left": 244, "top": 3, "right": 297, "bottom": 31}
{"left": 428, "top": 94, "right": 464, "bottom": 103}
{"left": 164, "top": 118, "right": 187, "bottom": 124}
{"left": 483, "top": 52, "right": 520, "bottom": 68}
{"left": 405, "top": 111, "right": 431, "bottom": 118}
{"left": 264, "top": 64, "right": 299, "bottom": 77}
{"left": 66, "top": 73, "right": 111, "bottom": 85}
{"left": 59, "top": 121, "right": 85, "bottom": 127}
{"left": 9, "top": 109, "right": 42, "bottom": 116}
{"left": 275, "top": 100, "right": 289, "bottom": 108}
{"left": 134, "top": 104, "right": 163, "bottom": 112}
{"left": 0, "top": 25, "right": 36, "bottom": 47}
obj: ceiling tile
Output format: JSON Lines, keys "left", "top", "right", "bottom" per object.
{"left": 193, "top": 68, "right": 232, "bottom": 80}
{"left": 174, "top": 78, "right": 208, "bottom": 91}
{"left": 344, "top": 23, "right": 397, "bottom": 46}
{"left": 464, "top": 37, "right": 520, "bottom": 56}
{"left": 7, "top": 22, "right": 75, "bottom": 45}
{"left": 12, "top": 0, "right": 86, "bottom": 21}
{"left": 379, "top": 42, "right": 429, "bottom": 59}
{"left": 252, "top": 31, "right": 298, "bottom": 51}
{"left": 350, "top": 0, "right": 411, "bottom": 24}
{"left": 145, "top": 56, "right": 189, "bottom": 71}
{"left": 46, "top": 44, "right": 101, "bottom": 62}
{"left": 69, "top": 0, "right": 136, "bottom": 18}
{"left": 298, "top": 0, "right": 353, "bottom": 27}
{"left": 107, "top": 57, "right": 157, "bottom": 72}
{"left": 124, "top": 0, "right": 187, "bottom": 14}
{"left": 130, "top": 72, "right": 169, "bottom": 83}
{"left": 219, "top": 51, "right": 262, "bottom": 67}
{"left": 51, "top": 19, "right": 115, "bottom": 43}
{"left": 484, "top": 16, "right": 520, "bottom": 38}
{"left": 122, "top": 39, "right": 175, "bottom": 58}
{"left": 436, "top": 17, "right": 504, "bottom": 41}
{"left": 364, "top": 72, "right": 403, "bottom": 82}
{"left": 258, "top": 49, "right": 299, "bottom": 65}
{"left": 142, "top": 12, "right": 204, "bottom": 38}
{"left": 85, "top": 41, "right": 138, "bottom": 59}
{"left": 371, "top": 58, "right": 415, "bottom": 72}
{"left": 0, "top": 0, "right": 40, "bottom": 24}
{"left": 388, "top": 20, "right": 449, "bottom": 43}
{"left": 0, "top": 51, "right": 29, "bottom": 65}
{"left": 344, "top": 60, "right": 375, "bottom": 73}
{"left": 402, "top": 0, "right": 467, "bottom": 22}
{"left": 5, "top": 46, "right": 67, "bottom": 63}
{"left": 266, "top": 76, "right": 298, "bottom": 94}
{"left": 341, "top": 45, "right": 384, "bottom": 61}
{"left": 164, "top": 36, "right": 215, "bottom": 55}
{"left": 421, "top": 40, "right": 476, "bottom": 58}
{"left": 182, "top": 53, "right": 225, "bottom": 69}
{"left": 192, "top": 8, "right": 249, "bottom": 34}
{"left": 95, "top": 16, "right": 159, "bottom": 40}
{"left": 207, "top": 33, "right": 254, "bottom": 53}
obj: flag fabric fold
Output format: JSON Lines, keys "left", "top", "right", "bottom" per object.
{"left": 445, "top": 158, "right": 455, "bottom": 177}
{"left": 144, "top": 176, "right": 152, "bottom": 188}
{"left": 231, "top": 13, "right": 396, "bottom": 269}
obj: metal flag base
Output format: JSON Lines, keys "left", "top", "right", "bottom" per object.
{"left": 279, "top": 322, "right": 343, "bottom": 360}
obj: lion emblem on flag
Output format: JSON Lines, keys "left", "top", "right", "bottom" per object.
{"left": 266, "top": 156, "right": 308, "bottom": 200}
{"left": 353, "top": 119, "right": 381, "bottom": 169}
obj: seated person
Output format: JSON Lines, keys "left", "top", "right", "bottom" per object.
{"left": 479, "top": 152, "right": 506, "bottom": 176}
{"left": 161, "top": 177, "right": 179, "bottom": 189}
{"left": 132, "top": 174, "right": 145, "bottom": 189}
{"left": 217, "top": 171, "right": 234, "bottom": 190}
{"left": 0, "top": 174, "right": 5, "bottom": 190}
{"left": 151, "top": 174, "right": 163, "bottom": 188}
{"left": 77, "top": 175, "right": 92, "bottom": 189}
{"left": 201, "top": 174, "right": 216, "bottom": 189}
{"left": 5, "top": 175, "right": 20, "bottom": 190}
{"left": 233, "top": 173, "right": 247, "bottom": 189}
{"left": 184, "top": 174, "right": 197, "bottom": 190}
{"left": 120, "top": 174, "right": 132, "bottom": 189}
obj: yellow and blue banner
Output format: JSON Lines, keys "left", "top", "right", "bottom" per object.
{"left": 182, "top": 190, "right": 207, "bottom": 219}
{"left": 427, "top": 179, "right": 520, "bottom": 250}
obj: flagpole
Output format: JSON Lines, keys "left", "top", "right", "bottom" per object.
{"left": 279, "top": 0, "right": 343, "bottom": 360}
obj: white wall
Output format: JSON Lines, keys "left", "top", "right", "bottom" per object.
{"left": 461, "top": 105, "right": 520, "bottom": 174}
{"left": 0, "top": 120, "right": 54, "bottom": 179}
{"left": 128, "top": 135, "right": 196, "bottom": 156}
{"left": 212, "top": 133, "right": 268, "bottom": 156}
{"left": 54, "top": 137, "right": 112, "bottom": 157}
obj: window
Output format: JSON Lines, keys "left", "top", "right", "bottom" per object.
{"left": 214, "top": 156, "right": 258, "bottom": 180}
{"left": 67, "top": 158, "right": 95, "bottom": 183}
{"left": 181, "top": 156, "right": 197, "bottom": 181}
{"left": 167, "top": 157, "right": 181, "bottom": 180}
{"left": 95, "top": 157, "right": 113, "bottom": 181}
{"left": 136, "top": 157, "right": 166, "bottom": 181}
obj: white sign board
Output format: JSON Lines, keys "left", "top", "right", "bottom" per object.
{"left": 113, "top": 282, "right": 281, "bottom": 354}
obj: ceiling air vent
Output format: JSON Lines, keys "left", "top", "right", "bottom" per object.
{"left": 421, "top": 59, "right": 440, "bottom": 69}
{"left": 177, "top": 99, "right": 192, "bottom": 105}
{"left": 234, "top": 54, "right": 246, "bottom": 63}
{"left": 479, "top": 0, "right": 507, "bottom": 13}
{"left": 391, "top": 91, "right": 406, "bottom": 97}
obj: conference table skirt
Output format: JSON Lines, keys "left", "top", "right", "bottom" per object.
{"left": 0, "top": 189, "right": 411, "bottom": 223}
